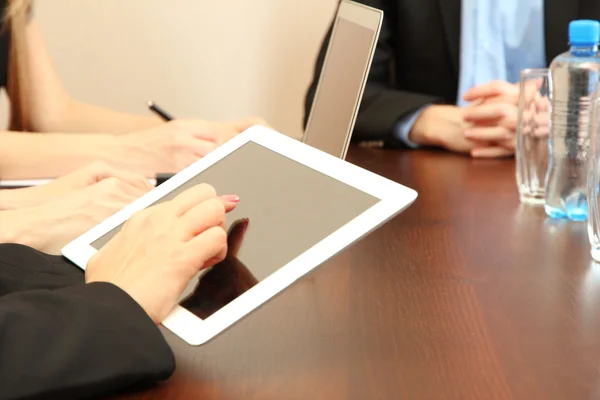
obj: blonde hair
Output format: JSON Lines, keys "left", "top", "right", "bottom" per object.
{"left": 5, "top": 0, "right": 32, "bottom": 131}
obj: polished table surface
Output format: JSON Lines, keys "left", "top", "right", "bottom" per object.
{"left": 122, "top": 146, "right": 600, "bottom": 400}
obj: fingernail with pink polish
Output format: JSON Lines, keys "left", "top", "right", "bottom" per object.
{"left": 222, "top": 195, "right": 240, "bottom": 203}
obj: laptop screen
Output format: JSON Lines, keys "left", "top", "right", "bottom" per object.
{"left": 304, "top": 3, "right": 381, "bottom": 159}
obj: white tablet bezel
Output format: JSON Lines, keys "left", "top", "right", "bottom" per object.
{"left": 62, "top": 125, "right": 417, "bottom": 345}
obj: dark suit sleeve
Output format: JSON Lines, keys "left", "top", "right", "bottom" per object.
{"left": 0, "top": 282, "right": 175, "bottom": 400}
{"left": 304, "top": 0, "right": 443, "bottom": 145}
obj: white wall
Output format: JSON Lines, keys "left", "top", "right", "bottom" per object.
{"left": 1, "top": 0, "right": 338, "bottom": 138}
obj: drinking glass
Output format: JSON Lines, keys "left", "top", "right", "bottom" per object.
{"left": 516, "top": 68, "right": 550, "bottom": 205}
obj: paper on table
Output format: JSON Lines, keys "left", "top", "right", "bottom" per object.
{"left": 0, "top": 178, "right": 158, "bottom": 189}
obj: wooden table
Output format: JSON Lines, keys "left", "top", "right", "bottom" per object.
{"left": 123, "top": 147, "right": 600, "bottom": 400}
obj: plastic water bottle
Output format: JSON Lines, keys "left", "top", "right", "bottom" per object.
{"left": 545, "top": 20, "right": 600, "bottom": 221}
{"left": 588, "top": 82, "right": 600, "bottom": 260}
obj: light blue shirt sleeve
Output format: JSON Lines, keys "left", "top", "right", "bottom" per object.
{"left": 393, "top": 106, "right": 429, "bottom": 148}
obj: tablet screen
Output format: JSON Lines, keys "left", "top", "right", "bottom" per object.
{"left": 91, "top": 142, "right": 379, "bottom": 319}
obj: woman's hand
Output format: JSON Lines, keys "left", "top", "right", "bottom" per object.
{"left": 120, "top": 117, "right": 267, "bottom": 174}
{"left": 0, "top": 176, "right": 151, "bottom": 254}
{"left": 86, "top": 184, "right": 239, "bottom": 324}
{"left": 0, "top": 161, "right": 152, "bottom": 211}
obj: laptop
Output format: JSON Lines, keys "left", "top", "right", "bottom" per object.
{"left": 303, "top": 0, "right": 383, "bottom": 159}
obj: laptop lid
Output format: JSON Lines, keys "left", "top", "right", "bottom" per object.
{"left": 303, "top": 0, "right": 383, "bottom": 159}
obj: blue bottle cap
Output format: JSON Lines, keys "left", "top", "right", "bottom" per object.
{"left": 569, "top": 20, "right": 600, "bottom": 46}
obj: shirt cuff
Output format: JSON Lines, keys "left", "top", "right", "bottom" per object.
{"left": 393, "top": 106, "right": 430, "bottom": 149}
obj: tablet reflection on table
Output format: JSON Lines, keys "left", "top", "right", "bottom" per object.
{"left": 180, "top": 218, "right": 258, "bottom": 319}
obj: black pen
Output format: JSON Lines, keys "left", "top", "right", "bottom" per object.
{"left": 147, "top": 101, "right": 176, "bottom": 185}
{"left": 148, "top": 100, "right": 174, "bottom": 121}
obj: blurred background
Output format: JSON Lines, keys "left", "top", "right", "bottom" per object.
{"left": 0, "top": 0, "right": 338, "bottom": 138}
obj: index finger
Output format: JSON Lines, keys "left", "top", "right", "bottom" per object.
{"left": 169, "top": 184, "right": 218, "bottom": 216}
{"left": 463, "top": 80, "right": 517, "bottom": 102}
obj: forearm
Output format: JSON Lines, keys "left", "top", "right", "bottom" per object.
{"left": 19, "top": 23, "right": 163, "bottom": 135}
{"left": 0, "top": 132, "right": 151, "bottom": 179}
{"left": 0, "top": 132, "right": 115, "bottom": 178}
{"left": 31, "top": 98, "right": 163, "bottom": 134}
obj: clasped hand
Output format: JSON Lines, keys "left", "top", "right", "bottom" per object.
{"left": 410, "top": 80, "right": 530, "bottom": 158}
{"left": 462, "top": 80, "right": 519, "bottom": 158}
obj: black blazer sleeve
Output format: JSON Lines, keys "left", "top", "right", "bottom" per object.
{"left": 0, "top": 282, "right": 175, "bottom": 400}
{"left": 304, "top": 0, "right": 443, "bottom": 144}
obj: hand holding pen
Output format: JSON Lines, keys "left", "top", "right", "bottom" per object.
{"left": 147, "top": 101, "right": 176, "bottom": 184}
{"left": 148, "top": 101, "right": 174, "bottom": 122}
{"left": 144, "top": 100, "right": 266, "bottom": 174}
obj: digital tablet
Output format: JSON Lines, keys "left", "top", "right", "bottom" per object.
{"left": 62, "top": 126, "right": 417, "bottom": 345}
